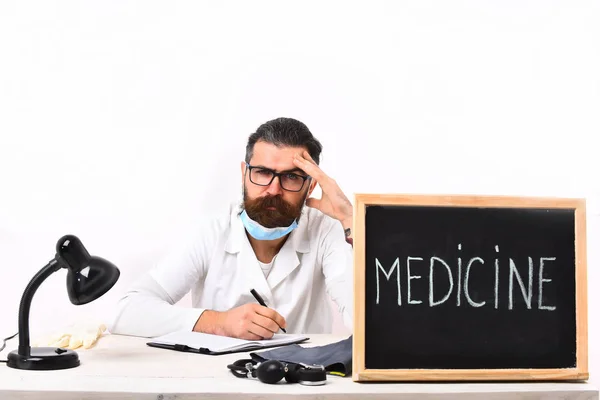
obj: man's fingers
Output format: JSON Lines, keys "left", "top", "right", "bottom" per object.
{"left": 293, "top": 152, "right": 325, "bottom": 180}
{"left": 255, "top": 306, "right": 287, "bottom": 330}
{"left": 302, "top": 150, "right": 318, "bottom": 164}
{"left": 241, "top": 331, "right": 264, "bottom": 341}
{"left": 252, "top": 313, "right": 281, "bottom": 334}
{"left": 247, "top": 322, "right": 275, "bottom": 339}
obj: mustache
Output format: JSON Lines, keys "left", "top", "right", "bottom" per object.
{"left": 257, "top": 195, "right": 294, "bottom": 210}
{"left": 244, "top": 194, "right": 303, "bottom": 228}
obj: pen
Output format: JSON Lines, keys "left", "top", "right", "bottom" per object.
{"left": 250, "top": 288, "right": 287, "bottom": 333}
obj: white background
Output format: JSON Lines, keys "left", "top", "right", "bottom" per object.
{"left": 1, "top": 0, "right": 598, "bottom": 380}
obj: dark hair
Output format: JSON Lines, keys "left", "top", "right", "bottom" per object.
{"left": 245, "top": 117, "right": 323, "bottom": 165}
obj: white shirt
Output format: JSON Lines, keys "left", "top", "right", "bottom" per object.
{"left": 109, "top": 202, "right": 354, "bottom": 338}
{"left": 258, "top": 255, "right": 276, "bottom": 278}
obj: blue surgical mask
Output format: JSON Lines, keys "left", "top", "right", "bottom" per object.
{"left": 240, "top": 210, "right": 298, "bottom": 240}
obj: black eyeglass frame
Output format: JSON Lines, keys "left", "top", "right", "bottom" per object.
{"left": 245, "top": 162, "right": 312, "bottom": 192}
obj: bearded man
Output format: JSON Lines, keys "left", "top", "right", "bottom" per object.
{"left": 110, "top": 117, "right": 354, "bottom": 339}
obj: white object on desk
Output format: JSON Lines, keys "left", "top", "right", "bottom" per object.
{"left": 0, "top": 334, "right": 598, "bottom": 400}
{"left": 147, "top": 330, "right": 308, "bottom": 354}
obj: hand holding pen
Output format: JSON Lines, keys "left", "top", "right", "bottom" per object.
{"left": 192, "top": 292, "right": 287, "bottom": 340}
{"left": 250, "top": 289, "right": 287, "bottom": 333}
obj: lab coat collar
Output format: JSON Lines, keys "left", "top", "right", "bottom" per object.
{"left": 225, "top": 204, "right": 311, "bottom": 300}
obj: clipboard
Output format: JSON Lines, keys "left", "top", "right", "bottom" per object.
{"left": 146, "top": 330, "right": 309, "bottom": 356}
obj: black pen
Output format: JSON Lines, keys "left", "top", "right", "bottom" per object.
{"left": 250, "top": 288, "right": 287, "bottom": 333}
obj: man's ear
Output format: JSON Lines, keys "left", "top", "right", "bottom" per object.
{"left": 307, "top": 178, "right": 317, "bottom": 197}
{"left": 240, "top": 161, "right": 247, "bottom": 184}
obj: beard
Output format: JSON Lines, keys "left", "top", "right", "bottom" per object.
{"left": 241, "top": 187, "right": 305, "bottom": 229}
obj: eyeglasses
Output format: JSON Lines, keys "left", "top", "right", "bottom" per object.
{"left": 246, "top": 163, "right": 311, "bottom": 192}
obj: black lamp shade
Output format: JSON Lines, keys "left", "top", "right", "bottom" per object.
{"left": 66, "top": 256, "right": 120, "bottom": 305}
{"left": 56, "top": 235, "right": 120, "bottom": 305}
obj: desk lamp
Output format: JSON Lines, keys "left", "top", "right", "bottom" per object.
{"left": 6, "top": 235, "right": 120, "bottom": 370}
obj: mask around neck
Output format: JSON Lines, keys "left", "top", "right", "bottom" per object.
{"left": 240, "top": 210, "right": 298, "bottom": 240}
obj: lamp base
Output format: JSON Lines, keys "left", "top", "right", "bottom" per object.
{"left": 6, "top": 347, "right": 80, "bottom": 370}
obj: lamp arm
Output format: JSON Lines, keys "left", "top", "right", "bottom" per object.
{"left": 18, "top": 259, "right": 62, "bottom": 357}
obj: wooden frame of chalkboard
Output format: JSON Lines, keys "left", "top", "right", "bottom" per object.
{"left": 352, "top": 194, "right": 588, "bottom": 382}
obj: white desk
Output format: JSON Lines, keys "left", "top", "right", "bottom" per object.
{"left": 1, "top": 334, "right": 598, "bottom": 399}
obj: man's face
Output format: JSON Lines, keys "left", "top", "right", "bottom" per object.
{"left": 241, "top": 141, "right": 315, "bottom": 228}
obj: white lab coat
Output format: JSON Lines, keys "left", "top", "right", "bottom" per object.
{"left": 109, "top": 202, "right": 354, "bottom": 338}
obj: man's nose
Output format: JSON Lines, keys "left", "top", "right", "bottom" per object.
{"left": 265, "top": 176, "right": 284, "bottom": 195}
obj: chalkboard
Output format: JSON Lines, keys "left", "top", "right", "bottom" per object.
{"left": 352, "top": 194, "right": 588, "bottom": 382}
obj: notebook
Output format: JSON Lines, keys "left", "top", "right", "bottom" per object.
{"left": 146, "top": 330, "right": 309, "bottom": 355}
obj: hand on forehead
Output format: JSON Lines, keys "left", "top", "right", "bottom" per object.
{"left": 292, "top": 150, "right": 323, "bottom": 180}
{"left": 251, "top": 142, "right": 309, "bottom": 173}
